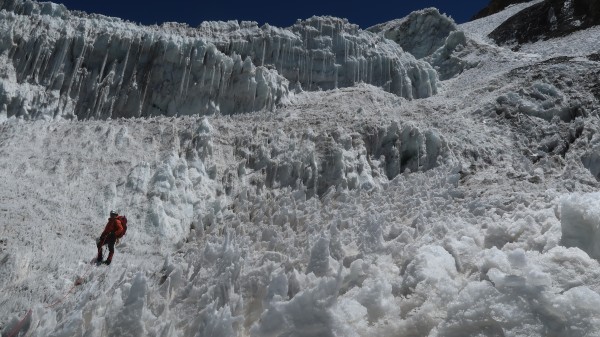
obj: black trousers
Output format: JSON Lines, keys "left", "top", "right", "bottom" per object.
{"left": 97, "top": 236, "right": 116, "bottom": 262}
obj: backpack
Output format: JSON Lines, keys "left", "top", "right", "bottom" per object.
{"left": 117, "top": 215, "right": 128, "bottom": 238}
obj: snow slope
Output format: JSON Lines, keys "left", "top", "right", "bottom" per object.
{"left": 2, "top": 1, "right": 600, "bottom": 336}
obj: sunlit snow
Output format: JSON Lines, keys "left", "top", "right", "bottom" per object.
{"left": 1, "top": 1, "right": 600, "bottom": 336}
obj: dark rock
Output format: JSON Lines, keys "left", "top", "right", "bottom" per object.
{"left": 472, "top": 0, "right": 531, "bottom": 20}
{"left": 489, "top": 0, "right": 600, "bottom": 46}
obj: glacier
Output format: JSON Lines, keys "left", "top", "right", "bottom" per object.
{"left": 2, "top": 0, "right": 600, "bottom": 336}
{"left": 0, "top": 0, "right": 438, "bottom": 121}
{"left": 367, "top": 8, "right": 457, "bottom": 60}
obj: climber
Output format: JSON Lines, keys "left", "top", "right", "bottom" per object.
{"left": 96, "top": 210, "right": 125, "bottom": 265}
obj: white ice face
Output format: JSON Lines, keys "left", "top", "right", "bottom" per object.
{"left": 2, "top": 1, "right": 600, "bottom": 336}
{"left": 0, "top": 6, "right": 440, "bottom": 122}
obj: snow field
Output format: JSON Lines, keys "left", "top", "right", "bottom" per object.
{"left": 2, "top": 1, "right": 600, "bottom": 336}
{"left": 3, "top": 96, "right": 600, "bottom": 335}
{"left": 561, "top": 192, "right": 600, "bottom": 259}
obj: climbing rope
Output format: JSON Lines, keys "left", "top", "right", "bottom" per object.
{"left": 43, "top": 263, "right": 94, "bottom": 309}
{"left": 6, "top": 309, "right": 32, "bottom": 337}
{"left": 7, "top": 247, "right": 106, "bottom": 337}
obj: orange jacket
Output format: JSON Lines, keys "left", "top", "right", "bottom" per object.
{"left": 101, "top": 217, "right": 124, "bottom": 239}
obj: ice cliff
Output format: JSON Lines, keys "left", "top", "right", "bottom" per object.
{"left": 0, "top": 0, "right": 439, "bottom": 120}
{"left": 368, "top": 8, "right": 474, "bottom": 80}
{"left": 196, "top": 17, "right": 437, "bottom": 98}
{"left": 367, "top": 8, "right": 457, "bottom": 60}
{"left": 0, "top": 0, "right": 289, "bottom": 120}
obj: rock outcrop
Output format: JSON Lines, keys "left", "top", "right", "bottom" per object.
{"left": 489, "top": 0, "right": 600, "bottom": 46}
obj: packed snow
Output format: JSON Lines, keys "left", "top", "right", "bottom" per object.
{"left": 458, "top": 0, "right": 545, "bottom": 43}
{"left": 1, "top": 1, "right": 600, "bottom": 336}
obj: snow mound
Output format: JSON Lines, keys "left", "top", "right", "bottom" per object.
{"left": 424, "top": 30, "right": 478, "bottom": 80}
{"left": 495, "top": 81, "right": 580, "bottom": 122}
{"left": 368, "top": 8, "right": 456, "bottom": 60}
{"left": 369, "top": 9, "right": 479, "bottom": 81}
{"left": 431, "top": 246, "right": 600, "bottom": 336}
{"left": 561, "top": 192, "right": 600, "bottom": 259}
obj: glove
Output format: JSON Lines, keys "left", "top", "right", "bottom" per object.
{"left": 107, "top": 232, "right": 116, "bottom": 240}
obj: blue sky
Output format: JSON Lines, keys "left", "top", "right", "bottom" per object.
{"left": 54, "top": 1, "right": 490, "bottom": 28}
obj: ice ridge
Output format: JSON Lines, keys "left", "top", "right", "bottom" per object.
{"left": 198, "top": 16, "right": 438, "bottom": 99}
{"left": 0, "top": 1, "right": 439, "bottom": 120}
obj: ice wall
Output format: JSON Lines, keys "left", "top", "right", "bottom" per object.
{"left": 198, "top": 16, "right": 438, "bottom": 99}
{"left": 0, "top": 1, "right": 289, "bottom": 120}
{"left": 367, "top": 8, "right": 472, "bottom": 81}
{"left": 367, "top": 8, "right": 457, "bottom": 60}
{"left": 425, "top": 31, "right": 472, "bottom": 80}
{"left": 0, "top": 2, "right": 439, "bottom": 120}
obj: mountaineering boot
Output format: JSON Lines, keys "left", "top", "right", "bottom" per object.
{"left": 104, "top": 259, "right": 111, "bottom": 265}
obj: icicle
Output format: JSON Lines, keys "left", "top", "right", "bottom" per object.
{"left": 261, "top": 39, "right": 266, "bottom": 66}
{"left": 208, "top": 64, "right": 216, "bottom": 97}
{"left": 184, "top": 47, "right": 195, "bottom": 97}
{"left": 334, "top": 64, "right": 338, "bottom": 89}
{"left": 178, "top": 45, "right": 191, "bottom": 99}
{"left": 139, "top": 67, "right": 153, "bottom": 116}
{"left": 275, "top": 36, "right": 281, "bottom": 66}
{"left": 30, "top": 41, "right": 47, "bottom": 83}
{"left": 64, "top": 35, "right": 87, "bottom": 103}
{"left": 97, "top": 36, "right": 111, "bottom": 84}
